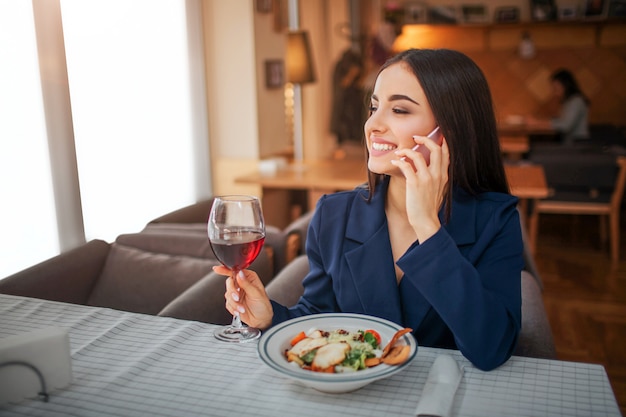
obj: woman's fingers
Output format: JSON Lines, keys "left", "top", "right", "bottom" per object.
{"left": 219, "top": 267, "right": 273, "bottom": 329}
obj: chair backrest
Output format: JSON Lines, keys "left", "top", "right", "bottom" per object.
{"left": 530, "top": 151, "right": 620, "bottom": 203}
{"left": 283, "top": 210, "right": 314, "bottom": 264}
{"left": 0, "top": 239, "right": 111, "bottom": 305}
{"left": 148, "top": 198, "right": 214, "bottom": 224}
{"left": 517, "top": 207, "right": 543, "bottom": 290}
{"left": 516, "top": 271, "right": 556, "bottom": 359}
{"left": 610, "top": 156, "right": 626, "bottom": 210}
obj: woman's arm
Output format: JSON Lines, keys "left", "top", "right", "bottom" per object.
{"left": 551, "top": 96, "right": 586, "bottom": 134}
{"left": 397, "top": 198, "right": 523, "bottom": 371}
{"left": 271, "top": 201, "right": 341, "bottom": 325}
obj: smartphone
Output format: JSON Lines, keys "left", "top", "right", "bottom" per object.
{"left": 403, "top": 126, "right": 442, "bottom": 166}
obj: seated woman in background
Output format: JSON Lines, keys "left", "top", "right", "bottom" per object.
{"left": 215, "top": 48, "right": 524, "bottom": 371}
{"left": 526, "top": 68, "right": 590, "bottom": 145}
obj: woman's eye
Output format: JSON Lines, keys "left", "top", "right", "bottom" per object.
{"left": 392, "top": 108, "right": 409, "bottom": 114}
{"left": 368, "top": 105, "right": 377, "bottom": 115}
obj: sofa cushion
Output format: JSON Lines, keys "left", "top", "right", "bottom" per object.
{"left": 116, "top": 231, "right": 215, "bottom": 259}
{"left": 137, "top": 224, "right": 281, "bottom": 280}
{"left": 141, "top": 223, "right": 207, "bottom": 235}
{"left": 87, "top": 243, "right": 218, "bottom": 315}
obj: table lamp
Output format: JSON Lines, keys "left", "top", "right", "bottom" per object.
{"left": 286, "top": 30, "right": 315, "bottom": 165}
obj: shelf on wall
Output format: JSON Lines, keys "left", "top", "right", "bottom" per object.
{"left": 393, "top": 21, "right": 626, "bottom": 51}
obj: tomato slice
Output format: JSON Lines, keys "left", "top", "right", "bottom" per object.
{"left": 365, "top": 329, "right": 381, "bottom": 346}
{"left": 290, "top": 331, "right": 307, "bottom": 346}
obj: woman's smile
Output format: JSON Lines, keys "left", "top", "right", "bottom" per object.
{"left": 370, "top": 139, "right": 398, "bottom": 155}
{"left": 365, "top": 62, "right": 436, "bottom": 174}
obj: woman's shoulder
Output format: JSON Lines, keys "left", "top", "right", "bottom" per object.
{"left": 452, "top": 189, "right": 519, "bottom": 222}
{"left": 475, "top": 191, "right": 519, "bottom": 215}
{"left": 312, "top": 186, "right": 378, "bottom": 231}
{"left": 455, "top": 188, "right": 517, "bottom": 206}
{"left": 316, "top": 186, "right": 370, "bottom": 209}
{"left": 565, "top": 94, "right": 588, "bottom": 108}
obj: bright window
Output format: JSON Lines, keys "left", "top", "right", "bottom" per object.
{"left": 1, "top": 0, "right": 209, "bottom": 278}
{"left": 60, "top": 0, "right": 197, "bottom": 241}
{"left": 0, "top": 1, "right": 60, "bottom": 277}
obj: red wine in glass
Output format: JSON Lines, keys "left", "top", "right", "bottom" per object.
{"left": 209, "top": 230, "right": 265, "bottom": 271}
{"left": 208, "top": 195, "right": 265, "bottom": 343}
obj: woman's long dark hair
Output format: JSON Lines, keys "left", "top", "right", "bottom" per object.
{"left": 366, "top": 48, "right": 509, "bottom": 220}
{"left": 551, "top": 68, "right": 590, "bottom": 105}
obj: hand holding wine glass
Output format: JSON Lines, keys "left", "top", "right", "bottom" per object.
{"left": 208, "top": 195, "right": 265, "bottom": 343}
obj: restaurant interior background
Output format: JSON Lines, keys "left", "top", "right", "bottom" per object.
{"left": 217, "top": 0, "right": 626, "bottom": 223}
{"left": 1, "top": 0, "right": 625, "bottom": 413}
{"left": 2, "top": 0, "right": 624, "bottom": 274}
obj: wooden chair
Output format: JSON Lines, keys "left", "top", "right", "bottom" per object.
{"left": 528, "top": 154, "right": 626, "bottom": 264}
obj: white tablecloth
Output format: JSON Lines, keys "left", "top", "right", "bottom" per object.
{"left": 0, "top": 294, "right": 621, "bottom": 417}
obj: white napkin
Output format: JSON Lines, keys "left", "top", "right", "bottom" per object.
{"left": 415, "top": 354, "right": 463, "bottom": 417}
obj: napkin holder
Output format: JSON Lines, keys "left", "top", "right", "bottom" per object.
{"left": 0, "top": 327, "right": 73, "bottom": 404}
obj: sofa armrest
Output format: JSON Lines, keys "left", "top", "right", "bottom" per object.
{"left": 514, "top": 271, "right": 556, "bottom": 359}
{"left": 283, "top": 211, "right": 313, "bottom": 264}
{"left": 158, "top": 272, "right": 232, "bottom": 325}
{"left": 265, "top": 255, "right": 308, "bottom": 307}
{"left": 0, "top": 239, "right": 111, "bottom": 305}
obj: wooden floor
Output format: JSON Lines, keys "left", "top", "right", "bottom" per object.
{"left": 533, "top": 211, "right": 626, "bottom": 415}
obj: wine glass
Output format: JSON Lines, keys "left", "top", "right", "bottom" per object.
{"left": 207, "top": 195, "right": 266, "bottom": 343}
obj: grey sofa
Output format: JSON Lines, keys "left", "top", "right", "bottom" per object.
{"left": 0, "top": 232, "right": 273, "bottom": 317}
{"left": 0, "top": 198, "right": 555, "bottom": 360}
{"left": 144, "top": 199, "right": 313, "bottom": 275}
{"left": 0, "top": 198, "right": 308, "bottom": 319}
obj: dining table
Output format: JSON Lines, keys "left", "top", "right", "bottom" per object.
{"left": 0, "top": 294, "right": 621, "bottom": 417}
{"left": 499, "top": 135, "right": 530, "bottom": 160}
{"left": 498, "top": 121, "right": 558, "bottom": 138}
{"left": 236, "top": 159, "right": 549, "bottom": 229}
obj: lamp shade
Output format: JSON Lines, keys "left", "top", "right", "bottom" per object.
{"left": 286, "top": 30, "right": 315, "bottom": 84}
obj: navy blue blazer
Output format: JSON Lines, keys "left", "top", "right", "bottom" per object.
{"left": 271, "top": 177, "right": 524, "bottom": 371}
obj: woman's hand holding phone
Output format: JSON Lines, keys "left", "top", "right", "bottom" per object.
{"left": 393, "top": 125, "right": 449, "bottom": 243}
{"left": 403, "top": 126, "right": 442, "bottom": 166}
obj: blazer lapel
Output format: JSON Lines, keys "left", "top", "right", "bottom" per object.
{"left": 343, "top": 180, "right": 404, "bottom": 324}
{"left": 341, "top": 182, "right": 480, "bottom": 329}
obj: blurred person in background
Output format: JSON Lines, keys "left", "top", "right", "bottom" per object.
{"left": 526, "top": 69, "right": 590, "bottom": 146}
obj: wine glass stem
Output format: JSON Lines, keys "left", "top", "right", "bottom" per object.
{"left": 231, "top": 270, "right": 244, "bottom": 329}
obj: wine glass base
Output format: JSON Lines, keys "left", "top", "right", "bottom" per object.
{"left": 214, "top": 325, "right": 261, "bottom": 343}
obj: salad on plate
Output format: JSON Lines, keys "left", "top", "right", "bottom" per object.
{"left": 285, "top": 327, "right": 412, "bottom": 373}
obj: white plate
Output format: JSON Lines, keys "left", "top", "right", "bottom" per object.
{"left": 257, "top": 313, "right": 418, "bottom": 393}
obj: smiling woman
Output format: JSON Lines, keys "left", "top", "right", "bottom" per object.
{"left": 215, "top": 49, "right": 524, "bottom": 372}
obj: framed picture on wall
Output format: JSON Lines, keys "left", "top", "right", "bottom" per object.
{"left": 585, "top": 0, "right": 609, "bottom": 18}
{"left": 265, "top": 60, "right": 284, "bottom": 89}
{"left": 273, "top": 0, "right": 289, "bottom": 32}
{"left": 530, "top": 0, "right": 557, "bottom": 20}
{"left": 428, "top": 6, "right": 458, "bottom": 23}
{"left": 256, "top": 0, "right": 273, "bottom": 13}
{"left": 608, "top": 0, "right": 626, "bottom": 17}
{"left": 461, "top": 4, "right": 489, "bottom": 23}
{"left": 404, "top": 2, "right": 427, "bottom": 24}
{"left": 495, "top": 7, "right": 520, "bottom": 22}
{"left": 558, "top": 5, "right": 579, "bottom": 20}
